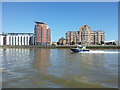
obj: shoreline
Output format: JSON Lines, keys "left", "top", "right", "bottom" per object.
{"left": 0, "top": 45, "right": 120, "bottom": 49}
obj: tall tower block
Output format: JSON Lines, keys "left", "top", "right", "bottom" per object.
{"left": 34, "top": 21, "right": 51, "bottom": 45}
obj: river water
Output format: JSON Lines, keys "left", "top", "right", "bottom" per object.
{"left": 1, "top": 48, "right": 118, "bottom": 88}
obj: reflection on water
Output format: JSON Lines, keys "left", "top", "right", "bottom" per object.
{"left": 33, "top": 49, "right": 51, "bottom": 73}
{"left": 1, "top": 48, "right": 118, "bottom": 88}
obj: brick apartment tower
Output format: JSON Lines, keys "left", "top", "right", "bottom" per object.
{"left": 79, "top": 25, "right": 91, "bottom": 45}
{"left": 34, "top": 21, "right": 51, "bottom": 45}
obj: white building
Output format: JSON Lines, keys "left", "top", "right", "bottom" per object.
{"left": 0, "top": 33, "right": 35, "bottom": 46}
{"left": 104, "top": 40, "right": 118, "bottom": 45}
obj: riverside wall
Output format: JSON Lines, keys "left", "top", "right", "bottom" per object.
{"left": 0, "top": 45, "right": 120, "bottom": 49}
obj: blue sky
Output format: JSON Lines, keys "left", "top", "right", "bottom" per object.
{"left": 2, "top": 2, "right": 118, "bottom": 42}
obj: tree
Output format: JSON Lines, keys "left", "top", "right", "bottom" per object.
{"left": 112, "top": 42, "right": 116, "bottom": 45}
{"left": 52, "top": 43, "right": 56, "bottom": 45}
{"left": 71, "top": 41, "right": 75, "bottom": 45}
{"left": 101, "top": 41, "right": 104, "bottom": 44}
{"left": 57, "top": 42, "right": 59, "bottom": 45}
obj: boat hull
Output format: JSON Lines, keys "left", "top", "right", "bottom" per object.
{"left": 71, "top": 48, "right": 90, "bottom": 52}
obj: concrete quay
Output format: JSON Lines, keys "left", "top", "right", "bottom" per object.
{"left": 0, "top": 45, "right": 120, "bottom": 49}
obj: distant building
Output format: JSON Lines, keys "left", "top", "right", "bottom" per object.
{"left": 34, "top": 21, "right": 51, "bottom": 45}
{"left": 66, "top": 31, "right": 79, "bottom": 45}
{"left": 79, "top": 25, "right": 91, "bottom": 45}
{"left": 66, "top": 25, "right": 105, "bottom": 45}
{"left": 0, "top": 21, "right": 51, "bottom": 46}
{"left": 90, "top": 30, "right": 105, "bottom": 45}
{"left": 116, "top": 41, "right": 120, "bottom": 45}
{"left": 79, "top": 25, "right": 105, "bottom": 45}
{"left": 52, "top": 42, "right": 57, "bottom": 45}
{"left": 0, "top": 33, "right": 34, "bottom": 46}
{"left": 58, "top": 37, "right": 67, "bottom": 45}
{"left": 104, "top": 40, "right": 118, "bottom": 45}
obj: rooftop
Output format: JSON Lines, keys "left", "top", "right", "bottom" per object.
{"left": 59, "top": 37, "right": 66, "bottom": 40}
{"left": 1, "top": 32, "right": 34, "bottom": 36}
{"left": 79, "top": 25, "right": 91, "bottom": 31}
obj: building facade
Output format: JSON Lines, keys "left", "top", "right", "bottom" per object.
{"left": 79, "top": 25, "right": 91, "bottom": 45}
{"left": 59, "top": 37, "right": 67, "bottom": 45}
{"left": 104, "top": 40, "right": 119, "bottom": 45}
{"left": 0, "top": 21, "right": 51, "bottom": 46}
{"left": 0, "top": 33, "right": 34, "bottom": 46}
{"left": 90, "top": 30, "right": 105, "bottom": 45}
{"left": 66, "top": 31, "right": 79, "bottom": 45}
{"left": 34, "top": 21, "right": 51, "bottom": 45}
{"left": 66, "top": 25, "right": 105, "bottom": 45}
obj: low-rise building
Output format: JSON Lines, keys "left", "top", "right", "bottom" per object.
{"left": 0, "top": 32, "right": 34, "bottom": 46}
{"left": 104, "top": 40, "right": 118, "bottom": 45}
{"left": 52, "top": 42, "right": 57, "bottom": 45}
{"left": 58, "top": 37, "right": 67, "bottom": 45}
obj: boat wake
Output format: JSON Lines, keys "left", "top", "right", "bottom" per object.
{"left": 78, "top": 50, "right": 119, "bottom": 54}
